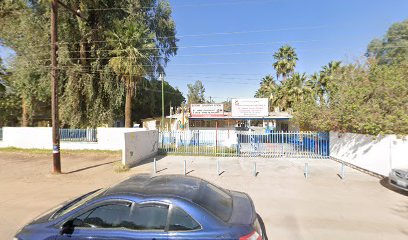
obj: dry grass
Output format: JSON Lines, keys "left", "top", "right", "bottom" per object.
{"left": 113, "top": 161, "right": 130, "bottom": 173}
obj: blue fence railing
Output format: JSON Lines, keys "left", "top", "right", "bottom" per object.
{"left": 159, "top": 130, "right": 330, "bottom": 158}
{"left": 59, "top": 128, "right": 97, "bottom": 142}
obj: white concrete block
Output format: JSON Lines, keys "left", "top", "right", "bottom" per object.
{"left": 122, "top": 130, "right": 158, "bottom": 166}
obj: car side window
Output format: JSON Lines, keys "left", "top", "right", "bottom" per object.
{"left": 129, "top": 204, "right": 169, "bottom": 231}
{"left": 168, "top": 207, "right": 201, "bottom": 231}
{"left": 77, "top": 203, "right": 132, "bottom": 229}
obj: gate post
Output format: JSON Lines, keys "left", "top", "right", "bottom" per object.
{"left": 304, "top": 162, "right": 309, "bottom": 179}
{"left": 237, "top": 133, "right": 241, "bottom": 157}
{"left": 217, "top": 159, "right": 220, "bottom": 176}
{"left": 340, "top": 161, "right": 345, "bottom": 179}
{"left": 197, "top": 130, "right": 200, "bottom": 153}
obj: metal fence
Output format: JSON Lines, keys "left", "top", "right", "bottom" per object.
{"left": 59, "top": 128, "right": 97, "bottom": 142}
{"left": 0, "top": 127, "right": 2, "bottom": 141}
{"left": 159, "top": 130, "right": 330, "bottom": 159}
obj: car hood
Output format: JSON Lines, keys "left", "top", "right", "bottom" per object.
{"left": 29, "top": 202, "right": 66, "bottom": 225}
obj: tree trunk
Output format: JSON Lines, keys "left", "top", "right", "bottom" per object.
{"left": 80, "top": 40, "right": 87, "bottom": 66}
{"left": 124, "top": 79, "right": 133, "bottom": 128}
{"left": 21, "top": 96, "right": 29, "bottom": 127}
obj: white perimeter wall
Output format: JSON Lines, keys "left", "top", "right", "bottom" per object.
{"left": 0, "top": 127, "right": 147, "bottom": 151}
{"left": 330, "top": 132, "right": 408, "bottom": 176}
{"left": 122, "top": 130, "right": 158, "bottom": 166}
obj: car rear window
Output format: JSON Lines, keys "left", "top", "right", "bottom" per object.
{"left": 192, "top": 181, "right": 232, "bottom": 222}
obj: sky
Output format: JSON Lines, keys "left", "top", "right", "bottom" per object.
{"left": 1, "top": 0, "right": 408, "bottom": 101}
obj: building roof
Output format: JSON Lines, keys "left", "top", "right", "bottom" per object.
{"left": 149, "top": 111, "right": 293, "bottom": 121}
{"left": 189, "top": 111, "right": 292, "bottom": 120}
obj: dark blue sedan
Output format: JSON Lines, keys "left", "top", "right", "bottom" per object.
{"left": 15, "top": 174, "right": 265, "bottom": 240}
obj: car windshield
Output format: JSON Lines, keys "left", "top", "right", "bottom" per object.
{"left": 50, "top": 188, "right": 105, "bottom": 220}
{"left": 192, "top": 181, "right": 233, "bottom": 222}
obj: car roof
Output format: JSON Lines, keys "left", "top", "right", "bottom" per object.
{"left": 102, "top": 174, "right": 204, "bottom": 202}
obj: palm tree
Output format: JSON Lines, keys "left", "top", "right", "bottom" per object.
{"left": 310, "top": 61, "right": 341, "bottom": 106}
{"left": 272, "top": 45, "right": 298, "bottom": 82}
{"left": 273, "top": 73, "right": 310, "bottom": 111}
{"left": 108, "top": 20, "right": 157, "bottom": 128}
{"left": 255, "top": 75, "right": 276, "bottom": 97}
{"left": 255, "top": 75, "right": 278, "bottom": 111}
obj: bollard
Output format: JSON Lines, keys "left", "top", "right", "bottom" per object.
{"left": 153, "top": 158, "right": 157, "bottom": 174}
{"left": 253, "top": 162, "right": 257, "bottom": 177}
{"left": 183, "top": 160, "right": 186, "bottom": 175}
{"left": 341, "top": 162, "right": 345, "bottom": 180}
{"left": 217, "top": 159, "right": 220, "bottom": 176}
{"left": 304, "top": 163, "right": 309, "bottom": 179}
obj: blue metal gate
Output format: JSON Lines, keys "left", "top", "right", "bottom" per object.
{"left": 159, "top": 130, "right": 329, "bottom": 159}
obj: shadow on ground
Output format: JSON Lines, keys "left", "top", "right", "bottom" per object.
{"left": 131, "top": 155, "right": 167, "bottom": 169}
{"left": 379, "top": 177, "right": 408, "bottom": 197}
{"left": 63, "top": 160, "right": 117, "bottom": 174}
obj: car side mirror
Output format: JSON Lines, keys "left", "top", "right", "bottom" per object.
{"left": 72, "top": 218, "right": 84, "bottom": 227}
{"left": 60, "top": 219, "right": 82, "bottom": 235}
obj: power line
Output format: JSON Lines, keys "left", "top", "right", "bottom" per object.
{"left": 12, "top": 39, "right": 408, "bottom": 60}
{"left": 21, "top": 47, "right": 335, "bottom": 62}
{"left": 0, "top": 0, "right": 287, "bottom": 12}
{"left": 6, "top": 60, "right": 271, "bottom": 76}
{"left": 22, "top": 37, "right": 322, "bottom": 49}
{"left": 171, "top": 25, "right": 328, "bottom": 38}
{"left": 80, "top": 0, "right": 294, "bottom": 10}
{"left": 3, "top": 66, "right": 263, "bottom": 85}
{"left": 53, "top": 61, "right": 273, "bottom": 67}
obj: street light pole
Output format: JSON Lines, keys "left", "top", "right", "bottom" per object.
{"left": 51, "top": 0, "right": 61, "bottom": 174}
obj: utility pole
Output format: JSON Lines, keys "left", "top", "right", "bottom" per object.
{"left": 50, "top": 0, "right": 85, "bottom": 174}
{"left": 51, "top": 0, "right": 60, "bottom": 174}
{"left": 161, "top": 74, "right": 164, "bottom": 130}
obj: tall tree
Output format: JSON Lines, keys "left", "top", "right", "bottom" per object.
{"left": 1, "top": 0, "right": 178, "bottom": 127}
{"left": 0, "top": 57, "right": 6, "bottom": 94}
{"left": 255, "top": 75, "right": 278, "bottom": 111}
{"left": 107, "top": 1, "right": 177, "bottom": 127}
{"left": 0, "top": 56, "right": 21, "bottom": 126}
{"left": 107, "top": 18, "right": 157, "bottom": 128}
{"left": 1, "top": 0, "right": 50, "bottom": 126}
{"left": 273, "top": 73, "right": 310, "bottom": 111}
{"left": 272, "top": 45, "right": 298, "bottom": 82}
{"left": 308, "top": 61, "right": 341, "bottom": 106}
{"left": 132, "top": 78, "right": 184, "bottom": 122}
{"left": 366, "top": 19, "right": 408, "bottom": 64}
{"left": 187, "top": 80, "right": 205, "bottom": 105}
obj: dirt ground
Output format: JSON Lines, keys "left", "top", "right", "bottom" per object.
{"left": 1, "top": 151, "right": 407, "bottom": 239}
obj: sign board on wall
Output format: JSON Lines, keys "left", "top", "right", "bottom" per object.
{"left": 190, "top": 104, "right": 224, "bottom": 118}
{"left": 231, "top": 98, "right": 269, "bottom": 117}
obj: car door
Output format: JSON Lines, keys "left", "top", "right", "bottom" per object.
{"left": 127, "top": 202, "right": 170, "bottom": 239}
{"left": 57, "top": 200, "right": 169, "bottom": 240}
{"left": 166, "top": 205, "right": 215, "bottom": 240}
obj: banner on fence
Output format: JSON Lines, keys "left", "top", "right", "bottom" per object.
{"left": 190, "top": 104, "right": 224, "bottom": 118}
{"left": 231, "top": 98, "right": 268, "bottom": 117}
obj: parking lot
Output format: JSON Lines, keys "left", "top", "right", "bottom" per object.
{"left": 1, "top": 151, "right": 407, "bottom": 239}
